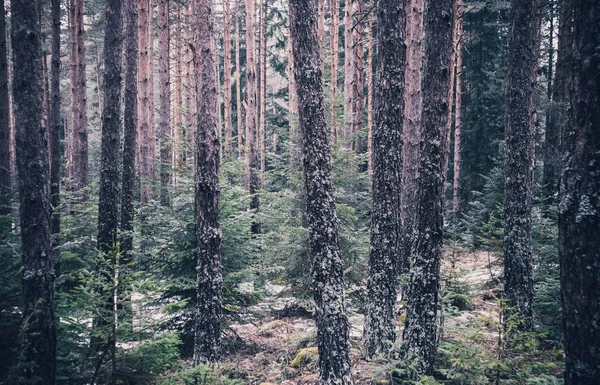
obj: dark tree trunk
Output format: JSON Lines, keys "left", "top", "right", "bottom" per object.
{"left": 50, "top": 0, "right": 61, "bottom": 274}
{"left": 503, "top": 0, "right": 536, "bottom": 332}
{"left": 361, "top": 0, "right": 406, "bottom": 359}
{"left": 11, "top": 1, "right": 56, "bottom": 383}
{"left": 352, "top": 0, "right": 364, "bottom": 155}
{"left": 559, "top": 0, "right": 600, "bottom": 383}
{"left": 401, "top": 0, "right": 455, "bottom": 374}
{"left": 290, "top": 0, "right": 354, "bottom": 383}
{"left": 96, "top": 0, "right": 123, "bottom": 373}
{"left": 71, "top": 0, "right": 88, "bottom": 190}
{"left": 0, "top": 0, "right": 11, "bottom": 231}
{"left": 121, "top": 0, "right": 138, "bottom": 262}
{"left": 399, "top": 0, "right": 423, "bottom": 274}
{"left": 193, "top": 0, "right": 222, "bottom": 365}
{"left": 158, "top": 0, "right": 171, "bottom": 207}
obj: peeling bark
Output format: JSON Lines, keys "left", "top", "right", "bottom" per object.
{"left": 290, "top": 0, "right": 353, "bottom": 382}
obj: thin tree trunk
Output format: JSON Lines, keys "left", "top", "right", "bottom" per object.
{"left": 287, "top": 13, "right": 299, "bottom": 172}
{"left": 452, "top": 0, "right": 463, "bottom": 216}
{"left": 235, "top": 0, "right": 244, "bottom": 158}
{"left": 184, "top": 2, "right": 195, "bottom": 165}
{"left": 362, "top": 0, "right": 406, "bottom": 359}
{"left": 401, "top": 0, "right": 454, "bottom": 374}
{"left": 49, "top": 0, "right": 61, "bottom": 273}
{"left": 290, "top": 0, "right": 353, "bottom": 382}
{"left": 0, "top": 0, "right": 11, "bottom": 230}
{"left": 503, "top": 0, "right": 536, "bottom": 332}
{"left": 351, "top": 0, "right": 364, "bottom": 154}
{"left": 139, "top": 0, "right": 154, "bottom": 203}
{"left": 246, "top": 0, "right": 260, "bottom": 234}
{"left": 343, "top": 0, "right": 353, "bottom": 145}
{"left": 399, "top": 0, "right": 423, "bottom": 274}
{"left": 366, "top": 11, "right": 373, "bottom": 175}
{"left": 259, "top": 0, "right": 267, "bottom": 171}
{"left": 158, "top": 0, "right": 171, "bottom": 206}
{"left": 173, "top": 2, "right": 183, "bottom": 180}
{"left": 224, "top": 0, "right": 233, "bottom": 156}
{"left": 121, "top": 0, "right": 138, "bottom": 262}
{"left": 73, "top": 0, "right": 88, "bottom": 190}
{"left": 193, "top": 0, "right": 222, "bottom": 364}
{"left": 559, "top": 2, "right": 600, "bottom": 383}
{"left": 11, "top": 0, "right": 56, "bottom": 382}
{"left": 329, "top": 0, "right": 339, "bottom": 145}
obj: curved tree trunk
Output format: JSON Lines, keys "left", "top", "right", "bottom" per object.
{"left": 503, "top": 0, "right": 536, "bottom": 332}
{"left": 193, "top": 0, "right": 222, "bottom": 364}
{"left": 559, "top": 0, "right": 600, "bottom": 383}
{"left": 290, "top": 0, "right": 353, "bottom": 382}
{"left": 361, "top": 0, "right": 406, "bottom": 359}
{"left": 11, "top": 0, "right": 56, "bottom": 382}
{"left": 401, "top": 0, "right": 455, "bottom": 374}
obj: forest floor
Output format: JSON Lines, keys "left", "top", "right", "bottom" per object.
{"left": 214, "top": 249, "right": 501, "bottom": 385}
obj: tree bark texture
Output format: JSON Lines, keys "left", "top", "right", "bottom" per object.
{"left": 559, "top": 0, "right": 600, "bottom": 383}
{"left": 224, "top": 0, "right": 233, "bottom": 156}
{"left": 329, "top": 0, "right": 339, "bottom": 145}
{"left": 139, "top": 0, "right": 155, "bottom": 203}
{"left": 246, "top": 0, "right": 260, "bottom": 234}
{"left": 0, "top": 0, "right": 11, "bottom": 227}
{"left": 503, "top": 0, "right": 536, "bottom": 332}
{"left": 452, "top": 0, "right": 463, "bottom": 216}
{"left": 121, "top": 0, "right": 138, "bottom": 262}
{"left": 184, "top": 2, "right": 196, "bottom": 165}
{"left": 290, "top": 0, "right": 353, "bottom": 383}
{"left": 351, "top": 0, "right": 364, "bottom": 154}
{"left": 260, "top": 0, "right": 267, "bottom": 172}
{"left": 11, "top": 0, "right": 56, "bottom": 382}
{"left": 173, "top": 2, "right": 183, "bottom": 180}
{"left": 366, "top": 12, "right": 373, "bottom": 175}
{"left": 343, "top": 0, "right": 353, "bottom": 145}
{"left": 50, "top": 0, "right": 61, "bottom": 272}
{"left": 235, "top": 0, "right": 244, "bottom": 158}
{"left": 158, "top": 0, "right": 171, "bottom": 206}
{"left": 401, "top": 0, "right": 454, "bottom": 374}
{"left": 361, "top": 0, "right": 406, "bottom": 359}
{"left": 399, "top": 0, "right": 423, "bottom": 274}
{"left": 193, "top": 0, "right": 223, "bottom": 365}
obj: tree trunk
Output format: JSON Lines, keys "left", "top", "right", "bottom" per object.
{"left": 11, "top": 1, "right": 56, "bottom": 382}
{"left": 224, "top": 0, "right": 233, "bottom": 156}
{"left": 260, "top": 0, "right": 267, "bottom": 172}
{"left": 329, "top": 0, "right": 339, "bottom": 145}
{"left": 503, "top": 0, "right": 536, "bottom": 332}
{"left": 121, "top": 0, "right": 138, "bottom": 262}
{"left": 193, "top": 0, "right": 222, "bottom": 364}
{"left": 139, "top": 0, "right": 154, "bottom": 203}
{"left": 366, "top": 11, "right": 373, "bottom": 175}
{"left": 343, "top": 0, "right": 353, "bottom": 145}
{"left": 246, "top": 0, "right": 260, "bottom": 234}
{"left": 49, "top": 0, "right": 61, "bottom": 273}
{"left": 184, "top": 2, "right": 196, "bottom": 165}
{"left": 173, "top": 2, "right": 183, "bottom": 180}
{"left": 290, "top": 0, "right": 353, "bottom": 383}
{"left": 0, "top": 0, "right": 11, "bottom": 231}
{"left": 399, "top": 0, "right": 423, "bottom": 274}
{"left": 351, "top": 0, "right": 364, "bottom": 154}
{"left": 235, "top": 0, "right": 244, "bottom": 158}
{"left": 559, "top": 1, "right": 600, "bottom": 383}
{"left": 287, "top": 13, "right": 299, "bottom": 172}
{"left": 158, "top": 0, "right": 171, "bottom": 206}
{"left": 401, "top": 0, "right": 454, "bottom": 374}
{"left": 362, "top": 0, "right": 406, "bottom": 359}
{"left": 452, "top": 0, "right": 463, "bottom": 216}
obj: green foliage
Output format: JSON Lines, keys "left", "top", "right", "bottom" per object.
{"left": 157, "top": 364, "right": 244, "bottom": 385}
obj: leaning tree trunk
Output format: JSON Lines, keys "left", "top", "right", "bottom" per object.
{"left": 0, "top": 0, "right": 11, "bottom": 232}
{"left": 399, "top": 0, "right": 423, "bottom": 274}
{"left": 158, "top": 0, "right": 171, "bottom": 206}
{"left": 96, "top": 0, "right": 123, "bottom": 374}
{"left": 193, "top": 0, "right": 222, "bottom": 365}
{"left": 503, "top": 0, "right": 536, "bottom": 332}
{"left": 361, "top": 0, "right": 406, "bottom": 359}
{"left": 50, "top": 0, "right": 62, "bottom": 273}
{"left": 121, "top": 0, "right": 138, "bottom": 262}
{"left": 246, "top": 0, "right": 260, "bottom": 234}
{"left": 559, "top": 1, "right": 600, "bottom": 383}
{"left": 290, "top": 0, "right": 354, "bottom": 383}
{"left": 11, "top": 1, "right": 56, "bottom": 383}
{"left": 401, "top": 0, "right": 454, "bottom": 375}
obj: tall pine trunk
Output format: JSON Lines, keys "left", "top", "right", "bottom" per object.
{"left": 193, "top": 0, "right": 222, "bottom": 364}
{"left": 290, "top": 0, "right": 353, "bottom": 382}
{"left": 224, "top": 0, "right": 233, "bottom": 156}
{"left": 260, "top": 0, "right": 267, "bottom": 172}
{"left": 138, "top": 0, "right": 154, "bottom": 203}
{"left": 401, "top": 0, "right": 454, "bottom": 374}
{"left": 173, "top": 2, "right": 183, "bottom": 180}
{"left": 329, "top": 0, "right": 339, "bottom": 145}
{"left": 246, "top": 0, "right": 260, "bottom": 234}
{"left": 0, "top": 0, "right": 11, "bottom": 232}
{"left": 351, "top": 0, "right": 364, "bottom": 154}
{"left": 361, "top": 0, "right": 406, "bottom": 359}
{"left": 121, "top": 0, "right": 138, "bottom": 262}
{"left": 503, "top": 0, "right": 536, "bottom": 332}
{"left": 399, "top": 0, "right": 423, "bottom": 274}
{"left": 11, "top": 1, "right": 56, "bottom": 382}
{"left": 559, "top": 0, "right": 600, "bottom": 383}
{"left": 158, "top": 0, "right": 171, "bottom": 206}
{"left": 343, "top": 0, "right": 353, "bottom": 144}
{"left": 365, "top": 11, "right": 373, "bottom": 174}
{"left": 50, "top": 0, "right": 62, "bottom": 272}
{"left": 452, "top": 0, "right": 463, "bottom": 216}
{"left": 235, "top": 0, "right": 244, "bottom": 158}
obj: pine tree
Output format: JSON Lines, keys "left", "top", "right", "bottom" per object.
{"left": 401, "top": 0, "right": 455, "bottom": 374}
{"left": 361, "top": 0, "right": 406, "bottom": 359}
{"left": 452, "top": 0, "right": 463, "bottom": 216}
{"left": 235, "top": 0, "right": 244, "bottom": 158}
{"left": 329, "top": 0, "right": 339, "bottom": 145}
{"left": 50, "top": 0, "right": 62, "bottom": 272}
{"left": 224, "top": 0, "right": 233, "bottom": 156}
{"left": 11, "top": 0, "right": 56, "bottom": 382}
{"left": 139, "top": 0, "right": 155, "bottom": 204}
{"left": 193, "top": 0, "right": 222, "bottom": 364}
{"left": 290, "top": 0, "right": 354, "bottom": 382}
{"left": 158, "top": 0, "right": 172, "bottom": 206}
{"left": 343, "top": 0, "right": 354, "bottom": 145}
{"left": 503, "top": 0, "right": 536, "bottom": 332}
{"left": 0, "top": 0, "right": 11, "bottom": 231}
{"left": 559, "top": 0, "right": 600, "bottom": 383}
{"left": 246, "top": 0, "right": 260, "bottom": 234}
